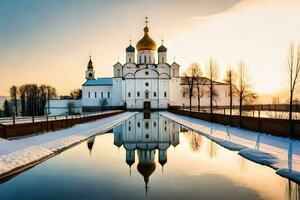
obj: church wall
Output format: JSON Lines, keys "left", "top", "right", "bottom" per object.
{"left": 112, "top": 78, "right": 123, "bottom": 106}
{"left": 82, "top": 85, "right": 113, "bottom": 107}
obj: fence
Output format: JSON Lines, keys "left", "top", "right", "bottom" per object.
{"left": 0, "top": 110, "right": 124, "bottom": 139}
{"left": 168, "top": 106, "right": 300, "bottom": 139}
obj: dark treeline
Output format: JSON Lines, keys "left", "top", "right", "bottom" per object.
{"left": 2, "top": 84, "right": 57, "bottom": 117}
{"left": 19, "top": 84, "right": 57, "bottom": 116}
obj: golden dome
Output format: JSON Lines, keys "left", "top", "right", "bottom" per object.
{"left": 136, "top": 26, "right": 156, "bottom": 51}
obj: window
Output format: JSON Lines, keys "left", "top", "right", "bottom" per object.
{"left": 107, "top": 92, "right": 110, "bottom": 99}
{"left": 88, "top": 92, "right": 90, "bottom": 98}
{"left": 145, "top": 91, "right": 149, "bottom": 99}
{"left": 137, "top": 91, "right": 140, "bottom": 97}
{"left": 145, "top": 134, "right": 149, "bottom": 139}
{"left": 145, "top": 82, "right": 149, "bottom": 87}
{"left": 94, "top": 92, "right": 97, "bottom": 98}
{"left": 145, "top": 122, "right": 149, "bottom": 129}
{"left": 89, "top": 73, "right": 92, "bottom": 77}
{"left": 101, "top": 92, "right": 103, "bottom": 98}
{"left": 137, "top": 122, "right": 140, "bottom": 128}
{"left": 153, "top": 92, "right": 157, "bottom": 97}
{"left": 128, "top": 126, "right": 131, "bottom": 131}
{"left": 162, "top": 57, "right": 164, "bottom": 63}
{"left": 183, "top": 93, "right": 185, "bottom": 98}
{"left": 164, "top": 92, "right": 167, "bottom": 97}
{"left": 149, "top": 55, "right": 151, "bottom": 63}
{"left": 128, "top": 92, "right": 131, "bottom": 98}
{"left": 117, "top": 69, "right": 120, "bottom": 77}
{"left": 145, "top": 71, "right": 149, "bottom": 75}
{"left": 139, "top": 56, "right": 141, "bottom": 64}
{"left": 129, "top": 58, "right": 131, "bottom": 63}
{"left": 173, "top": 69, "right": 176, "bottom": 77}
{"left": 144, "top": 55, "right": 147, "bottom": 63}
{"left": 153, "top": 122, "right": 156, "bottom": 127}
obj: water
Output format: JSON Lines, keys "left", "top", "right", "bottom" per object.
{"left": 0, "top": 113, "right": 298, "bottom": 200}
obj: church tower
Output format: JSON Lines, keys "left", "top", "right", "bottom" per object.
{"left": 126, "top": 40, "right": 135, "bottom": 63}
{"left": 136, "top": 16, "right": 156, "bottom": 64}
{"left": 85, "top": 56, "right": 95, "bottom": 80}
{"left": 158, "top": 40, "right": 167, "bottom": 64}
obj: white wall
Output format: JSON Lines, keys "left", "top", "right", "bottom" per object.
{"left": 82, "top": 85, "right": 113, "bottom": 107}
{"left": 45, "top": 99, "right": 82, "bottom": 115}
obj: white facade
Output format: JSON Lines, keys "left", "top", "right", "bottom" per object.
{"left": 47, "top": 19, "right": 235, "bottom": 115}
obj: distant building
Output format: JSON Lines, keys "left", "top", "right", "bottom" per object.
{"left": 46, "top": 18, "right": 234, "bottom": 115}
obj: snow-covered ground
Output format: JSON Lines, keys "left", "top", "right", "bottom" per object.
{"left": 159, "top": 111, "right": 300, "bottom": 183}
{"left": 0, "top": 112, "right": 136, "bottom": 178}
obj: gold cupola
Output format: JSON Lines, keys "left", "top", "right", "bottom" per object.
{"left": 136, "top": 17, "right": 156, "bottom": 51}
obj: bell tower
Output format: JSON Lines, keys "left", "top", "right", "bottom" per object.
{"left": 85, "top": 56, "right": 95, "bottom": 80}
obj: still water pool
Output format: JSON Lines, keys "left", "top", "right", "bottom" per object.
{"left": 0, "top": 113, "right": 298, "bottom": 200}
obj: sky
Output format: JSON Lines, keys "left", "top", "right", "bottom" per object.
{"left": 0, "top": 0, "right": 300, "bottom": 100}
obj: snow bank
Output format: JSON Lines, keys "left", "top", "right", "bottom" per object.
{"left": 276, "top": 169, "right": 300, "bottom": 183}
{"left": 239, "top": 149, "right": 279, "bottom": 169}
{"left": 0, "top": 112, "right": 136, "bottom": 178}
{"left": 159, "top": 111, "right": 300, "bottom": 183}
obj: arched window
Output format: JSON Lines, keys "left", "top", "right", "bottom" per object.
{"left": 137, "top": 91, "right": 140, "bottom": 97}
{"left": 149, "top": 55, "right": 151, "bottom": 63}
{"left": 144, "top": 55, "right": 147, "bottom": 63}
{"left": 153, "top": 92, "right": 157, "bottom": 97}
{"left": 128, "top": 92, "right": 131, "bottom": 98}
{"left": 139, "top": 56, "right": 142, "bottom": 64}
{"left": 164, "top": 92, "right": 167, "bottom": 98}
{"left": 89, "top": 73, "right": 92, "bottom": 77}
{"left": 162, "top": 57, "right": 164, "bottom": 63}
{"left": 129, "top": 57, "right": 131, "bottom": 63}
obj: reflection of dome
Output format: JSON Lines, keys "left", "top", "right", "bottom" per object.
{"left": 159, "top": 159, "right": 167, "bottom": 167}
{"left": 137, "top": 161, "right": 156, "bottom": 185}
{"left": 136, "top": 27, "right": 156, "bottom": 51}
{"left": 126, "top": 159, "right": 135, "bottom": 167}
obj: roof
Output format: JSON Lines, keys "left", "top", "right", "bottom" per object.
{"left": 82, "top": 78, "right": 113, "bottom": 86}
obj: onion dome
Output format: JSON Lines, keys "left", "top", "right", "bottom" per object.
{"left": 126, "top": 44, "right": 135, "bottom": 52}
{"left": 87, "top": 56, "right": 93, "bottom": 69}
{"left": 158, "top": 45, "right": 167, "bottom": 52}
{"left": 136, "top": 26, "right": 156, "bottom": 51}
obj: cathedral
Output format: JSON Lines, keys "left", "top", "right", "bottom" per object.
{"left": 47, "top": 17, "right": 230, "bottom": 115}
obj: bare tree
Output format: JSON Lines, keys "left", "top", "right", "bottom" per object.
{"left": 287, "top": 43, "right": 300, "bottom": 123}
{"left": 195, "top": 78, "right": 207, "bottom": 112}
{"left": 206, "top": 58, "right": 219, "bottom": 114}
{"left": 235, "top": 61, "right": 257, "bottom": 120}
{"left": 70, "top": 89, "right": 82, "bottom": 99}
{"left": 9, "top": 85, "right": 18, "bottom": 117}
{"left": 183, "top": 63, "right": 202, "bottom": 111}
{"left": 224, "top": 67, "right": 236, "bottom": 116}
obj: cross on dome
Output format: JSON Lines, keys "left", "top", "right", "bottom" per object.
{"left": 145, "top": 15, "right": 149, "bottom": 27}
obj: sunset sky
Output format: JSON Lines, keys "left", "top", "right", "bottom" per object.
{"left": 1, "top": 0, "right": 300, "bottom": 100}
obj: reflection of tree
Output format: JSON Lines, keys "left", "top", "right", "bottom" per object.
{"left": 285, "top": 180, "right": 299, "bottom": 200}
{"left": 185, "top": 131, "right": 203, "bottom": 152}
{"left": 238, "top": 156, "right": 247, "bottom": 172}
{"left": 207, "top": 140, "right": 218, "bottom": 159}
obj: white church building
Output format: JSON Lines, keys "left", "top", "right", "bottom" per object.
{"left": 47, "top": 18, "right": 231, "bottom": 115}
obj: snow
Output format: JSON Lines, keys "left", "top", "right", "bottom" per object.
{"left": 0, "top": 112, "right": 136, "bottom": 178}
{"left": 159, "top": 111, "right": 300, "bottom": 183}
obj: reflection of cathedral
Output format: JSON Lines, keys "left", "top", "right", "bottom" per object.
{"left": 113, "top": 113, "right": 180, "bottom": 192}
